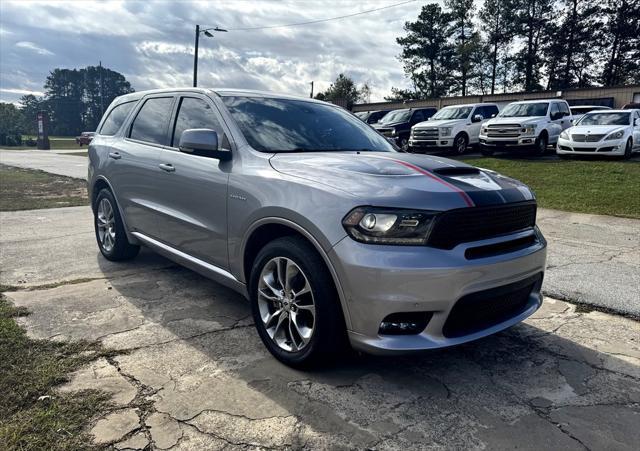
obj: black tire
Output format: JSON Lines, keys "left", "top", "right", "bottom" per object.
{"left": 533, "top": 133, "right": 548, "bottom": 156}
{"left": 93, "top": 188, "right": 140, "bottom": 261}
{"left": 480, "top": 146, "right": 495, "bottom": 156}
{"left": 623, "top": 138, "right": 633, "bottom": 159}
{"left": 400, "top": 138, "right": 409, "bottom": 151}
{"left": 249, "top": 236, "right": 347, "bottom": 368}
{"left": 451, "top": 133, "right": 469, "bottom": 155}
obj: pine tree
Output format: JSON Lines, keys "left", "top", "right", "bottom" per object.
{"left": 479, "top": 0, "right": 518, "bottom": 94}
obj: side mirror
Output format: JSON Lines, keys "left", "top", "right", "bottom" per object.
{"left": 472, "top": 114, "right": 483, "bottom": 123}
{"left": 491, "top": 113, "right": 497, "bottom": 118}
{"left": 178, "top": 128, "right": 231, "bottom": 160}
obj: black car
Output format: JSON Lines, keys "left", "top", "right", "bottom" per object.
{"left": 355, "top": 110, "right": 390, "bottom": 124}
{"left": 372, "top": 107, "right": 437, "bottom": 150}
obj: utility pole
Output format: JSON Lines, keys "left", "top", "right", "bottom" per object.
{"left": 193, "top": 25, "right": 227, "bottom": 88}
{"left": 193, "top": 25, "right": 200, "bottom": 87}
{"left": 309, "top": 81, "right": 314, "bottom": 98}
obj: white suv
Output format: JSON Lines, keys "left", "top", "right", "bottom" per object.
{"left": 409, "top": 103, "right": 499, "bottom": 155}
{"left": 479, "top": 99, "right": 573, "bottom": 156}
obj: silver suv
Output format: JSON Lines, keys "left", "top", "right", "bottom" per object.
{"left": 88, "top": 88, "right": 547, "bottom": 367}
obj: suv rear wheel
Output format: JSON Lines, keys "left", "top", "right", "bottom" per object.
{"left": 249, "top": 236, "right": 346, "bottom": 367}
{"left": 94, "top": 189, "right": 140, "bottom": 261}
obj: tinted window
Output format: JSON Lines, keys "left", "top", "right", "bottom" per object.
{"left": 558, "top": 102, "right": 570, "bottom": 115}
{"left": 500, "top": 103, "right": 549, "bottom": 117}
{"left": 412, "top": 110, "right": 425, "bottom": 122}
{"left": 129, "top": 97, "right": 174, "bottom": 145}
{"left": 549, "top": 103, "right": 560, "bottom": 119}
{"left": 222, "top": 96, "right": 394, "bottom": 153}
{"left": 484, "top": 105, "right": 499, "bottom": 118}
{"left": 172, "top": 97, "right": 224, "bottom": 147}
{"left": 99, "top": 101, "right": 136, "bottom": 136}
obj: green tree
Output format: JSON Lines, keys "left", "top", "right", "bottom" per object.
{"left": 599, "top": 0, "right": 640, "bottom": 86}
{"left": 513, "top": 0, "right": 554, "bottom": 91}
{"left": 479, "top": 0, "right": 518, "bottom": 94}
{"left": 81, "top": 65, "right": 134, "bottom": 131}
{"left": 0, "top": 103, "right": 26, "bottom": 145}
{"left": 394, "top": 3, "right": 455, "bottom": 99}
{"left": 546, "top": 0, "right": 602, "bottom": 89}
{"left": 315, "top": 74, "right": 364, "bottom": 108}
{"left": 445, "top": 0, "right": 478, "bottom": 96}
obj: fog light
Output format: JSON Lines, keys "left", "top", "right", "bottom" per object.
{"left": 441, "top": 141, "right": 448, "bottom": 145}
{"left": 378, "top": 312, "right": 433, "bottom": 335}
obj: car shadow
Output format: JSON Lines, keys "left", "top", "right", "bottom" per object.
{"left": 97, "top": 253, "right": 640, "bottom": 449}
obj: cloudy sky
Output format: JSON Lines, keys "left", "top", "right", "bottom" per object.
{"left": 0, "top": 0, "right": 448, "bottom": 105}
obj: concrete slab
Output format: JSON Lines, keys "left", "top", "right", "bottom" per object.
{"left": 0, "top": 150, "right": 88, "bottom": 179}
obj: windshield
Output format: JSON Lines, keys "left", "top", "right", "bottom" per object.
{"left": 500, "top": 103, "right": 549, "bottom": 117}
{"left": 432, "top": 107, "right": 472, "bottom": 120}
{"left": 577, "top": 112, "right": 630, "bottom": 126}
{"left": 222, "top": 96, "right": 395, "bottom": 153}
{"left": 379, "top": 109, "right": 411, "bottom": 124}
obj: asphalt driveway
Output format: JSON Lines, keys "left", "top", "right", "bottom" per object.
{"left": 1, "top": 206, "right": 639, "bottom": 449}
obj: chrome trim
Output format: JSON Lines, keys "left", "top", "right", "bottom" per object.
{"left": 131, "top": 231, "right": 246, "bottom": 296}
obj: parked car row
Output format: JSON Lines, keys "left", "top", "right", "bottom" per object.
{"left": 357, "top": 99, "right": 639, "bottom": 159}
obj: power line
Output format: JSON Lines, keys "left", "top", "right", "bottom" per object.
{"left": 217, "top": 0, "right": 417, "bottom": 31}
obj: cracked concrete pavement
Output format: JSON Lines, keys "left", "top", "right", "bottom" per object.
{"left": 1, "top": 206, "right": 639, "bottom": 449}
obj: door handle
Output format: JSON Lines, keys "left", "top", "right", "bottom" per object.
{"left": 108, "top": 152, "right": 121, "bottom": 160}
{"left": 158, "top": 163, "right": 175, "bottom": 172}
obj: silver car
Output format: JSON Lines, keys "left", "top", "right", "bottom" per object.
{"left": 88, "top": 88, "right": 547, "bottom": 367}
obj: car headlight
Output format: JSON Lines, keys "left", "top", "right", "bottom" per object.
{"left": 560, "top": 130, "right": 569, "bottom": 140}
{"left": 481, "top": 127, "right": 488, "bottom": 134}
{"left": 439, "top": 127, "right": 452, "bottom": 137}
{"left": 521, "top": 125, "right": 536, "bottom": 135}
{"left": 342, "top": 207, "right": 437, "bottom": 245}
{"left": 604, "top": 130, "right": 624, "bottom": 140}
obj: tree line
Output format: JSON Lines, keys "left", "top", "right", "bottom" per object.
{"left": 1, "top": 66, "right": 133, "bottom": 140}
{"left": 388, "top": 0, "right": 640, "bottom": 100}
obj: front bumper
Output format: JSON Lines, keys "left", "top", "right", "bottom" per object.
{"left": 329, "top": 228, "right": 547, "bottom": 354}
{"left": 408, "top": 138, "right": 453, "bottom": 150}
{"left": 556, "top": 138, "right": 625, "bottom": 155}
{"left": 479, "top": 135, "right": 537, "bottom": 150}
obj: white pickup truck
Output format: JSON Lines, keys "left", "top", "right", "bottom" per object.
{"left": 479, "top": 99, "right": 573, "bottom": 156}
{"left": 409, "top": 103, "right": 500, "bottom": 155}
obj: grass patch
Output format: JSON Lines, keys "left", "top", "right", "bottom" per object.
{"left": 0, "top": 295, "right": 112, "bottom": 450}
{"left": 0, "top": 165, "right": 87, "bottom": 211}
{"left": 463, "top": 157, "right": 640, "bottom": 218}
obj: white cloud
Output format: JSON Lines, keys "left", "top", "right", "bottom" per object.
{"left": 0, "top": 0, "right": 439, "bottom": 103}
{"left": 16, "top": 41, "right": 54, "bottom": 56}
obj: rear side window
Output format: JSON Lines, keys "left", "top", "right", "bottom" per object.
{"left": 99, "top": 101, "right": 136, "bottom": 136}
{"left": 550, "top": 103, "right": 560, "bottom": 118}
{"left": 558, "top": 102, "right": 570, "bottom": 116}
{"left": 483, "top": 105, "right": 499, "bottom": 118}
{"left": 129, "top": 97, "right": 174, "bottom": 145}
{"left": 171, "top": 97, "right": 224, "bottom": 147}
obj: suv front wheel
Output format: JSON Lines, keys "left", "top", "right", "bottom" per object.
{"left": 249, "top": 236, "right": 346, "bottom": 367}
{"left": 93, "top": 189, "right": 140, "bottom": 261}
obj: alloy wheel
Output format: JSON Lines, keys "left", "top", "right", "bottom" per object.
{"left": 455, "top": 136, "right": 467, "bottom": 154}
{"left": 97, "top": 198, "right": 116, "bottom": 252}
{"left": 257, "top": 257, "right": 315, "bottom": 352}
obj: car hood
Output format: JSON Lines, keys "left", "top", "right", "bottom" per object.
{"left": 372, "top": 122, "right": 404, "bottom": 129}
{"left": 567, "top": 125, "right": 626, "bottom": 135}
{"left": 414, "top": 119, "right": 464, "bottom": 128}
{"left": 486, "top": 116, "right": 544, "bottom": 126}
{"left": 269, "top": 152, "right": 535, "bottom": 210}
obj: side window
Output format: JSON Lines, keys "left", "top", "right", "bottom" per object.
{"left": 486, "top": 105, "right": 499, "bottom": 118}
{"left": 412, "top": 110, "right": 424, "bottom": 123}
{"left": 473, "top": 107, "right": 484, "bottom": 119}
{"left": 171, "top": 97, "right": 224, "bottom": 148}
{"left": 99, "top": 101, "right": 136, "bottom": 136}
{"left": 559, "top": 102, "right": 570, "bottom": 116}
{"left": 550, "top": 103, "right": 560, "bottom": 119}
{"left": 129, "top": 97, "right": 174, "bottom": 145}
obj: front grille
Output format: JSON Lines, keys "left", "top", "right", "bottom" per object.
{"left": 427, "top": 202, "right": 537, "bottom": 250}
{"left": 412, "top": 128, "right": 438, "bottom": 139}
{"left": 572, "top": 147, "right": 596, "bottom": 152}
{"left": 571, "top": 134, "right": 605, "bottom": 142}
{"left": 487, "top": 124, "right": 521, "bottom": 138}
{"left": 442, "top": 273, "right": 542, "bottom": 338}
